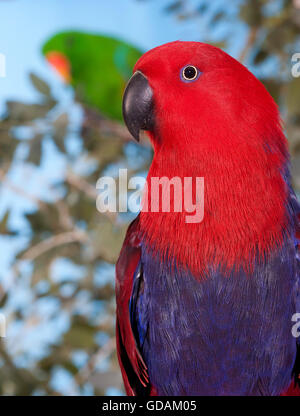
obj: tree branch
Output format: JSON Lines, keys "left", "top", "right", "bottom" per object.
{"left": 0, "top": 168, "right": 45, "bottom": 208}
{"left": 74, "top": 337, "right": 116, "bottom": 386}
{"left": 19, "top": 230, "right": 89, "bottom": 261}
{"left": 239, "top": 27, "right": 259, "bottom": 63}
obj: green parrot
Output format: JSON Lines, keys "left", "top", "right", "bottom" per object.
{"left": 42, "top": 31, "right": 143, "bottom": 121}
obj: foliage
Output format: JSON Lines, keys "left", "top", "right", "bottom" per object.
{"left": 0, "top": 68, "right": 151, "bottom": 394}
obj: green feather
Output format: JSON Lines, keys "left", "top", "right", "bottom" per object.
{"left": 42, "top": 31, "right": 143, "bottom": 121}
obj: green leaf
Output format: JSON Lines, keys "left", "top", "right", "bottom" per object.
{"left": 27, "top": 134, "right": 43, "bottom": 165}
{"left": 0, "top": 210, "right": 16, "bottom": 236}
{"left": 286, "top": 78, "right": 300, "bottom": 116}
{"left": 164, "top": 0, "right": 183, "bottom": 14}
{"left": 64, "top": 318, "right": 96, "bottom": 349}
{"left": 6, "top": 102, "right": 54, "bottom": 122}
{"left": 52, "top": 113, "right": 69, "bottom": 153}
{"left": 240, "top": 1, "right": 262, "bottom": 27}
{"left": 29, "top": 73, "right": 52, "bottom": 97}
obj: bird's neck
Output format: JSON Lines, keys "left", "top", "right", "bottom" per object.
{"left": 139, "top": 142, "right": 289, "bottom": 277}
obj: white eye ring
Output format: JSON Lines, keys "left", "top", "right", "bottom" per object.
{"left": 182, "top": 65, "right": 199, "bottom": 82}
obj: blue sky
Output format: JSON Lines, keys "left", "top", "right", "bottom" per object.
{"left": 0, "top": 0, "right": 214, "bottom": 102}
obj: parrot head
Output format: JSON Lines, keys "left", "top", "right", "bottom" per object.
{"left": 122, "top": 41, "right": 289, "bottom": 275}
{"left": 123, "top": 41, "right": 283, "bottom": 153}
{"left": 42, "top": 31, "right": 143, "bottom": 120}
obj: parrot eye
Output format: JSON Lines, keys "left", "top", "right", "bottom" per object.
{"left": 181, "top": 65, "right": 200, "bottom": 82}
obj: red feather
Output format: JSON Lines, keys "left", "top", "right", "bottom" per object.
{"left": 134, "top": 41, "right": 289, "bottom": 278}
{"left": 281, "top": 381, "right": 300, "bottom": 396}
{"left": 115, "top": 217, "right": 150, "bottom": 395}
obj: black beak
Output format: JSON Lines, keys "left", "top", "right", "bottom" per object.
{"left": 122, "top": 71, "right": 154, "bottom": 141}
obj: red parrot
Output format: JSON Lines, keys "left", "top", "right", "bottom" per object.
{"left": 116, "top": 41, "right": 300, "bottom": 396}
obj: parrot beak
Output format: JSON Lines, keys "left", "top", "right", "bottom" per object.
{"left": 122, "top": 71, "right": 154, "bottom": 142}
